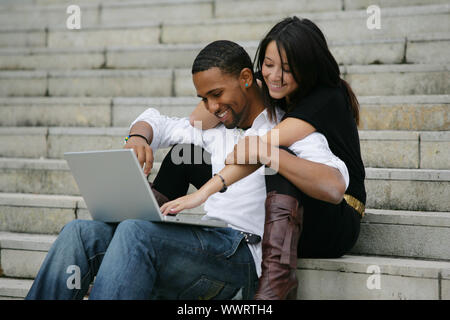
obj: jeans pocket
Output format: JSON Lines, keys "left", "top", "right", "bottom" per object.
{"left": 178, "top": 275, "right": 239, "bottom": 300}
{"left": 194, "top": 227, "right": 247, "bottom": 259}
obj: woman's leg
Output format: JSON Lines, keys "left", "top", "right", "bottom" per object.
{"left": 254, "top": 147, "right": 304, "bottom": 300}
{"left": 298, "top": 195, "right": 361, "bottom": 259}
{"left": 151, "top": 144, "right": 212, "bottom": 204}
{"left": 255, "top": 146, "right": 361, "bottom": 300}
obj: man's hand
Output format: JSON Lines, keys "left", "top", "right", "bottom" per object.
{"left": 124, "top": 136, "right": 154, "bottom": 176}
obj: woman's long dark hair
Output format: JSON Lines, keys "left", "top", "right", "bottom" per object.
{"left": 254, "top": 17, "right": 360, "bottom": 125}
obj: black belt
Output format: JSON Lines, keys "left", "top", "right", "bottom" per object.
{"left": 240, "top": 231, "right": 261, "bottom": 244}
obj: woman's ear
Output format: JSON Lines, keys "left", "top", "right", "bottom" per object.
{"left": 240, "top": 68, "right": 254, "bottom": 90}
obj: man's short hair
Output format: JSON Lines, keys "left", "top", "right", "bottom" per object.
{"left": 192, "top": 40, "right": 253, "bottom": 78}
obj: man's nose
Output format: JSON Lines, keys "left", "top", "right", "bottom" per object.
{"left": 209, "top": 101, "right": 220, "bottom": 113}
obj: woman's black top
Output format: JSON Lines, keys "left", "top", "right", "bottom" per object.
{"left": 284, "top": 83, "right": 366, "bottom": 204}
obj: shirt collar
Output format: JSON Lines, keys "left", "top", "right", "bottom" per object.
{"left": 250, "top": 107, "right": 285, "bottom": 130}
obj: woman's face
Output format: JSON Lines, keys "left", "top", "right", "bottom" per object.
{"left": 261, "top": 40, "right": 299, "bottom": 102}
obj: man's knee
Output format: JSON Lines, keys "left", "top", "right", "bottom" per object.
{"left": 114, "top": 219, "right": 155, "bottom": 242}
{"left": 61, "top": 219, "right": 91, "bottom": 235}
{"left": 60, "top": 219, "right": 115, "bottom": 242}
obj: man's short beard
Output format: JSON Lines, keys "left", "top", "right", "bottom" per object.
{"left": 223, "top": 108, "right": 241, "bottom": 129}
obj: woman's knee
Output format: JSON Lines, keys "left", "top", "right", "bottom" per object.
{"left": 116, "top": 219, "right": 147, "bottom": 234}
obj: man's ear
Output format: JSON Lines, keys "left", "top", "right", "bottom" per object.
{"left": 239, "top": 68, "right": 254, "bottom": 90}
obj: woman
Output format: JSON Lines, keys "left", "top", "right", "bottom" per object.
{"left": 159, "top": 17, "right": 366, "bottom": 300}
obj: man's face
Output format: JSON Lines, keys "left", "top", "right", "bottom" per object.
{"left": 193, "top": 67, "right": 250, "bottom": 129}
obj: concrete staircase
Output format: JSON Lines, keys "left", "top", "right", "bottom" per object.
{"left": 0, "top": 0, "right": 449, "bottom": 300}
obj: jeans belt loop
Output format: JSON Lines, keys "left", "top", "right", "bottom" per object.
{"left": 240, "top": 231, "right": 261, "bottom": 244}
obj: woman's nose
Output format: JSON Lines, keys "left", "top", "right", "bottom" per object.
{"left": 268, "top": 69, "right": 282, "bottom": 81}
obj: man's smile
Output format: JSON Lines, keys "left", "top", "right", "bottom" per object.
{"left": 215, "top": 107, "right": 231, "bottom": 122}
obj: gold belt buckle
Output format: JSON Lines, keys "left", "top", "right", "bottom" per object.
{"left": 344, "top": 194, "right": 365, "bottom": 217}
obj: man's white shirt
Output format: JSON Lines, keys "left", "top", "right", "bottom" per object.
{"left": 131, "top": 107, "right": 349, "bottom": 277}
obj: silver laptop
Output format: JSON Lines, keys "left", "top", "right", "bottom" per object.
{"left": 64, "top": 149, "right": 227, "bottom": 227}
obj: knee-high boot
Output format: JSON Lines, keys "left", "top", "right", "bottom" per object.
{"left": 254, "top": 191, "right": 303, "bottom": 300}
{"left": 149, "top": 182, "right": 169, "bottom": 206}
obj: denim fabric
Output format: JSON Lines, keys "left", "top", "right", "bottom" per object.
{"left": 25, "top": 219, "right": 258, "bottom": 300}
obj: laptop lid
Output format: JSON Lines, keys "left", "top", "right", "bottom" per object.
{"left": 64, "top": 149, "right": 164, "bottom": 223}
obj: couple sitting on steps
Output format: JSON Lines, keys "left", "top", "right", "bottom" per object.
{"left": 26, "top": 17, "right": 366, "bottom": 300}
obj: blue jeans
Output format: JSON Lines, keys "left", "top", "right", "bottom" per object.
{"left": 25, "top": 219, "right": 258, "bottom": 300}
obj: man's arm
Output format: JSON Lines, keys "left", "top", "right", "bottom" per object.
{"left": 124, "top": 107, "right": 210, "bottom": 175}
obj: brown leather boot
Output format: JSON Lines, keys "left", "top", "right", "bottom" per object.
{"left": 149, "top": 182, "right": 169, "bottom": 207}
{"left": 254, "top": 191, "right": 303, "bottom": 300}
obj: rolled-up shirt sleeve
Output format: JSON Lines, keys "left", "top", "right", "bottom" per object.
{"left": 288, "top": 132, "right": 350, "bottom": 190}
{"left": 129, "top": 107, "right": 206, "bottom": 151}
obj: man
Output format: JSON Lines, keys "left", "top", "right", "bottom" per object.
{"left": 26, "top": 40, "right": 347, "bottom": 299}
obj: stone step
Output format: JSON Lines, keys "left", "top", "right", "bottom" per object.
{"left": 0, "top": 64, "right": 448, "bottom": 97}
{"left": 0, "top": 231, "right": 56, "bottom": 281}
{"left": 0, "top": 96, "right": 195, "bottom": 128}
{"left": 0, "top": 0, "right": 165, "bottom": 10}
{"left": 161, "top": 4, "right": 450, "bottom": 45}
{"left": 1, "top": 34, "right": 449, "bottom": 70}
{"left": 175, "top": 64, "right": 450, "bottom": 97}
{"left": 359, "top": 130, "right": 449, "bottom": 170}
{"left": 0, "top": 95, "right": 448, "bottom": 131}
{"left": 2, "top": 1, "right": 448, "bottom": 30}
{"left": 351, "top": 209, "right": 450, "bottom": 260}
{"left": 216, "top": 0, "right": 450, "bottom": 18}
{"left": 0, "top": 0, "right": 213, "bottom": 29}
{"left": 343, "top": 64, "right": 450, "bottom": 96}
{"left": 0, "top": 4, "right": 448, "bottom": 48}
{"left": 0, "top": 278, "right": 33, "bottom": 300}
{"left": 357, "top": 95, "right": 449, "bottom": 131}
{"left": 0, "top": 158, "right": 448, "bottom": 211}
{"left": 0, "top": 190, "right": 202, "bottom": 231}
{"left": 0, "top": 229, "right": 449, "bottom": 299}
{"left": 0, "top": 127, "right": 448, "bottom": 169}
{"left": 365, "top": 168, "right": 450, "bottom": 212}
{"left": 0, "top": 192, "right": 448, "bottom": 261}
{"left": 3, "top": 0, "right": 447, "bottom": 13}
{"left": 296, "top": 254, "right": 450, "bottom": 300}
{"left": 0, "top": 192, "right": 203, "bottom": 235}
{"left": 0, "top": 69, "right": 173, "bottom": 97}
{"left": 0, "top": 157, "right": 159, "bottom": 196}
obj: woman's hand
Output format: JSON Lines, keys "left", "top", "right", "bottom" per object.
{"left": 160, "top": 190, "right": 208, "bottom": 215}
